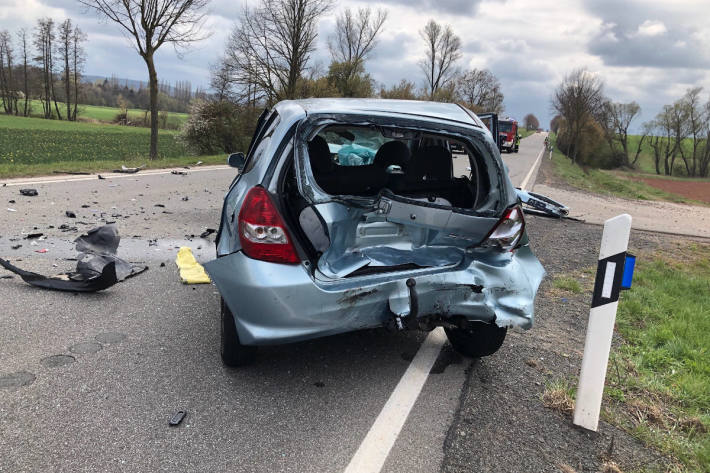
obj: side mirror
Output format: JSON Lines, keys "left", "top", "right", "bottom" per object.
{"left": 228, "top": 152, "right": 246, "bottom": 171}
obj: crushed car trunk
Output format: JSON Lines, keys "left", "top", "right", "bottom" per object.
{"left": 287, "top": 115, "right": 513, "bottom": 279}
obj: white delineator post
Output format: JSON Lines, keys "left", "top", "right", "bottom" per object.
{"left": 573, "top": 214, "right": 632, "bottom": 431}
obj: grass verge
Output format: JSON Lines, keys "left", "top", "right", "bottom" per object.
{"left": 549, "top": 134, "right": 704, "bottom": 205}
{"left": 602, "top": 244, "right": 710, "bottom": 472}
{"left": 0, "top": 154, "right": 225, "bottom": 179}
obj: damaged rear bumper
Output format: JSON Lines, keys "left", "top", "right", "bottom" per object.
{"left": 205, "top": 245, "right": 545, "bottom": 346}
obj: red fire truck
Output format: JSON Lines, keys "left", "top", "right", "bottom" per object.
{"left": 498, "top": 118, "right": 520, "bottom": 153}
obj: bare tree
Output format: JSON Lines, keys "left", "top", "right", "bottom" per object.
{"left": 596, "top": 100, "right": 643, "bottom": 167}
{"left": 80, "top": 0, "right": 210, "bottom": 159}
{"left": 17, "top": 29, "right": 31, "bottom": 116}
{"left": 34, "top": 18, "right": 62, "bottom": 119}
{"left": 419, "top": 19, "right": 461, "bottom": 100}
{"left": 677, "top": 87, "right": 705, "bottom": 177}
{"left": 0, "top": 30, "right": 17, "bottom": 114}
{"left": 456, "top": 68, "right": 503, "bottom": 113}
{"left": 329, "top": 7, "right": 386, "bottom": 88}
{"left": 523, "top": 114, "right": 540, "bottom": 130}
{"left": 224, "top": 0, "right": 332, "bottom": 105}
{"left": 551, "top": 68, "right": 604, "bottom": 163}
{"left": 58, "top": 19, "right": 73, "bottom": 120}
{"left": 71, "top": 25, "right": 86, "bottom": 121}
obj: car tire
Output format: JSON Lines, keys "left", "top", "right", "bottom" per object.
{"left": 221, "top": 298, "right": 257, "bottom": 366}
{"left": 444, "top": 322, "right": 507, "bottom": 358}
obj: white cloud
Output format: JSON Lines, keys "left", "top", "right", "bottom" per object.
{"left": 635, "top": 19, "right": 667, "bottom": 37}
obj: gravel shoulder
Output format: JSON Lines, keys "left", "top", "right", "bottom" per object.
{"left": 534, "top": 155, "right": 710, "bottom": 239}
{"left": 441, "top": 216, "right": 694, "bottom": 473}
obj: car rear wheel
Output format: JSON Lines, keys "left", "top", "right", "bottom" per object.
{"left": 221, "top": 298, "right": 257, "bottom": 366}
{"left": 444, "top": 322, "right": 507, "bottom": 358}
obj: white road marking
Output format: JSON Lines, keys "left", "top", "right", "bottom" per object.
{"left": 343, "top": 327, "right": 446, "bottom": 473}
{"left": 519, "top": 142, "right": 545, "bottom": 190}
{"left": 1, "top": 165, "right": 232, "bottom": 187}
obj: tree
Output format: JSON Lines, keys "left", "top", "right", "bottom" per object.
{"left": 456, "top": 69, "right": 503, "bottom": 114}
{"left": 596, "top": 100, "right": 642, "bottom": 167}
{"left": 419, "top": 19, "right": 461, "bottom": 100}
{"left": 678, "top": 87, "right": 704, "bottom": 177}
{"left": 34, "top": 18, "right": 62, "bottom": 119}
{"left": 523, "top": 113, "right": 539, "bottom": 130}
{"left": 326, "top": 60, "right": 373, "bottom": 97}
{"left": 17, "top": 29, "right": 31, "bottom": 116}
{"left": 551, "top": 68, "right": 604, "bottom": 163}
{"left": 71, "top": 25, "right": 87, "bottom": 121}
{"left": 80, "top": 0, "right": 210, "bottom": 159}
{"left": 58, "top": 19, "right": 73, "bottom": 120}
{"left": 328, "top": 7, "right": 386, "bottom": 95}
{"left": 380, "top": 79, "right": 418, "bottom": 100}
{"left": 0, "top": 30, "right": 18, "bottom": 115}
{"left": 224, "top": 0, "right": 332, "bottom": 106}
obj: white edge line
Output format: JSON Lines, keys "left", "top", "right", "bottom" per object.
{"left": 519, "top": 144, "right": 545, "bottom": 191}
{"left": 343, "top": 327, "right": 447, "bottom": 473}
{"left": 2, "top": 165, "right": 232, "bottom": 187}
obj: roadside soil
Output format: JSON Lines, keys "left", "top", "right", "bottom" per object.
{"left": 442, "top": 216, "right": 700, "bottom": 473}
{"left": 632, "top": 176, "right": 710, "bottom": 204}
{"left": 533, "top": 155, "right": 710, "bottom": 238}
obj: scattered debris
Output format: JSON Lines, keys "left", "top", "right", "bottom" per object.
{"left": 199, "top": 228, "right": 216, "bottom": 239}
{"left": 154, "top": 204, "right": 165, "bottom": 208}
{"left": 98, "top": 175, "right": 106, "bottom": 180}
{"left": 113, "top": 164, "right": 146, "bottom": 174}
{"left": 0, "top": 274, "right": 13, "bottom": 279}
{"left": 11, "top": 245, "right": 21, "bottom": 250}
{"left": 81, "top": 204, "right": 90, "bottom": 208}
{"left": 195, "top": 161, "right": 203, "bottom": 166}
{"left": 0, "top": 224, "right": 147, "bottom": 292}
{"left": 59, "top": 224, "right": 78, "bottom": 232}
{"left": 7, "top": 208, "right": 16, "bottom": 212}
{"left": 169, "top": 410, "right": 187, "bottom": 426}
{"left": 171, "top": 170, "right": 188, "bottom": 176}
{"left": 20, "top": 189, "right": 38, "bottom": 197}
{"left": 175, "top": 247, "right": 211, "bottom": 284}
{"left": 65, "top": 210, "right": 77, "bottom": 218}
{"left": 34, "top": 249, "right": 48, "bottom": 253}
{"left": 181, "top": 196, "right": 189, "bottom": 201}
{"left": 8, "top": 200, "right": 15, "bottom": 204}
{"left": 160, "top": 262, "right": 166, "bottom": 267}
{"left": 24, "top": 233, "right": 44, "bottom": 240}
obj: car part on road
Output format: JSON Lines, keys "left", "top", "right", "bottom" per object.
{"left": 171, "top": 170, "right": 188, "bottom": 176}
{"left": 168, "top": 410, "right": 187, "bottom": 426}
{"left": 19, "top": 189, "right": 38, "bottom": 196}
{"left": 65, "top": 210, "right": 77, "bottom": 218}
{"left": 175, "top": 247, "right": 211, "bottom": 284}
{"left": 0, "top": 224, "right": 146, "bottom": 292}
{"left": 113, "top": 164, "right": 145, "bottom": 174}
{"left": 515, "top": 188, "right": 571, "bottom": 219}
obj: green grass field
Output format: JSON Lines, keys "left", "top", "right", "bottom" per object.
{"left": 0, "top": 114, "right": 210, "bottom": 177}
{"left": 22, "top": 100, "right": 188, "bottom": 128}
{"left": 549, "top": 134, "right": 704, "bottom": 205}
{"left": 606, "top": 244, "right": 710, "bottom": 472}
{"left": 518, "top": 128, "right": 537, "bottom": 139}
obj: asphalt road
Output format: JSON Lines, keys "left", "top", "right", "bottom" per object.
{"left": 0, "top": 135, "right": 545, "bottom": 473}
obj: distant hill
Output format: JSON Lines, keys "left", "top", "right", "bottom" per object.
{"left": 82, "top": 74, "right": 147, "bottom": 91}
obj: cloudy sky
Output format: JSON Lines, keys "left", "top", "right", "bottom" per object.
{"left": 2, "top": 0, "right": 710, "bottom": 128}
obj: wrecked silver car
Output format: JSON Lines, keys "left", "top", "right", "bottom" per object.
{"left": 205, "top": 99, "right": 545, "bottom": 366}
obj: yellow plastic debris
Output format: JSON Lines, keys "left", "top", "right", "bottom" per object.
{"left": 175, "top": 247, "right": 211, "bottom": 284}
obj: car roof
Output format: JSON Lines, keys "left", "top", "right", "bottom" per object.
{"left": 275, "top": 98, "right": 480, "bottom": 128}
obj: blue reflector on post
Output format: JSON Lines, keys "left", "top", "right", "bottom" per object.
{"left": 621, "top": 253, "right": 635, "bottom": 290}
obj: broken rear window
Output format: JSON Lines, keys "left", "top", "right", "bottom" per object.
{"left": 306, "top": 124, "right": 490, "bottom": 211}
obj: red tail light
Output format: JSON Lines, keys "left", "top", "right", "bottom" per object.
{"left": 238, "top": 187, "right": 300, "bottom": 264}
{"left": 480, "top": 205, "right": 525, "bottom": 251}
